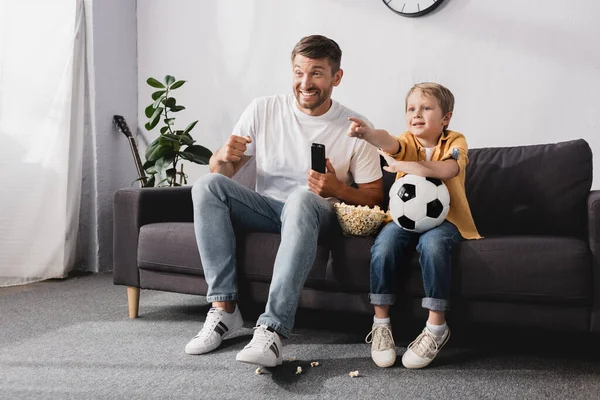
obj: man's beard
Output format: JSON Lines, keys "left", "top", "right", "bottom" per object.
{"left": 295, "top": 86, "right": 332, "bottom": 111}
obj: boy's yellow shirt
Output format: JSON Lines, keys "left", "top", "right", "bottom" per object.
{"left": 386, "top": 130, "right": 482, "bottom": 240}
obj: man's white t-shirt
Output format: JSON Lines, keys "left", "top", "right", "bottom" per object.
{"left": 231, "top": 94, "right": 382, "bottom": 203}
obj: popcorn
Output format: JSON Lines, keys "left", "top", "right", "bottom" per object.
{"left": 310, "top": 361, "right": 320, "bottom": 367}
{"left": 287, "top": 356, "right": 297, "bottom": 362}
{"left": 334, "top": 203, "right": 386, "bottom": 236}
{"left": 295, "top": 366, "right": 303, "bottom": 375}
{"left": 255, "top": 367, "right": 263, "bottom": 375}
{"left": 349, "top": 370, "right": 360, "bottom": 378}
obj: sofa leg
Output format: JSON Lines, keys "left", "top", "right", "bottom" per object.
{"left": 127, "top": 287, "right": 140, "bottom": 318}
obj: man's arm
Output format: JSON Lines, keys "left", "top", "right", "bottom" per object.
{"left": 209, "top": 135, "right": 252, "bottom": 178}
{"left": 308, "top": 159, "right": 384, "bottom": 207}
{"left": 335, "top": 178, "right": 384, "bottom": 207}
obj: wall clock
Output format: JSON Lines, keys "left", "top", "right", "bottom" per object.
{"left": 382, "top": 0, "right": 445, "bottom": 17}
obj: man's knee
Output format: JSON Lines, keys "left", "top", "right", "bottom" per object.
{"left": 192, "top": 173, "right": 230, "bottom": 204}
{"left": 282, "top": 188, "right": 328, "bottom": 221}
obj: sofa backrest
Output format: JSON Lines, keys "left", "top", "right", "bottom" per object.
{"left": 383, "top": 139, "right": 593, "bottom": 237}
{"left": 466, "top": 139, "right": 592, "bottom": 237}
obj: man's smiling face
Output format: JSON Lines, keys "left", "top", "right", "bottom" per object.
{"left": 292, "top": 54, "right": 342, "bottom": 116}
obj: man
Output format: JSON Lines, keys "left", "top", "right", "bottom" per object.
{"left": 185, "top": 35, "right": 383, "bottom": 367}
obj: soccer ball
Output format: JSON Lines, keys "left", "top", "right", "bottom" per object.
{"left": 388, "top": 174, "right": 450, "bottom": 233}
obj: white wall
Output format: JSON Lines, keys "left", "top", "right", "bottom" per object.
{"left": 138, "top": 0, "right": 600, "bottom": 189}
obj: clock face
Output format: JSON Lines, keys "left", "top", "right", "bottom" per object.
{"left": 383, "top": 0, "right": 445, "bottom": 17}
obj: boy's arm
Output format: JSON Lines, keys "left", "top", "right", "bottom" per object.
{"left": 380, "top": 150, "right": 459, "bottom": 180}
{"left": 347, "top": 117, "right": 400, "bottom": 154}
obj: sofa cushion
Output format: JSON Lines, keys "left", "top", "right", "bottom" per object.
{"left": 139, "top": 223, "right": 592, "bottom": 306}
{"left": 454, "top": 236, "right": 592, "bottom": 304}
{"left": 138, "top": 222, "right": 204, "bottom": 276}
{"left": 238, "top": 232, "right": 331, "bottom": 285}
{"left": 138, "top": 225, "right": 331, "bottom": 285}
{"left": 328, "top": 233, "right": 591, "bottom": 305}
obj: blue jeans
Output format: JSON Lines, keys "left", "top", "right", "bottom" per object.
{"left": 191, "top": 173, "right": 338, "bottom": 338}
{"left": 369, "top": 220, "right": 461, "bottom": 312}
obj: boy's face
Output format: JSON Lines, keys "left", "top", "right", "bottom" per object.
{"left": 405, "top": 90, "right": 452, "bottom": 146}
{"left": 292, "top": 54, "right": 342, "bottom": 116}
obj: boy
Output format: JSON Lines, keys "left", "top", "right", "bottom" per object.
{"left": 348, "top": 82, "right": 481, "bottom": 369}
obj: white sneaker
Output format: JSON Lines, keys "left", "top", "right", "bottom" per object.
{"left": 235, "top": 325, "right": 283, "bottom": 367}
{"left": 365, "top": 323, "right": 396, "bottom": 367}
{"left": 402, "top": 326, "right": 450, "bottom": 369}
{"left": 184, "top": 306, "right": 243, "bottom": 355}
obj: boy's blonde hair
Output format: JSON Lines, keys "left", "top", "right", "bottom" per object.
{"left": 405, "top": 82, "right": 455, "bottom": 131}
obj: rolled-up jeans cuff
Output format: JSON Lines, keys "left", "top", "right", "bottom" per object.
{"left": 422, "top": 297, "right": 449, "bottom": 311}
{"left": 369, "top": 293, "right": 396, "bottom": 306}
{"left": 206, "top": 294, "right": 238, "bottom": 303}
{"left": 256, "top": 318, "right": 290, "bottom": 339}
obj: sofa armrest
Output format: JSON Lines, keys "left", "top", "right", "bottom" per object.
{"left": 588, "top": 190, "right": 600, "bottom": 332}
{"left": 113, "top": 186, "right": 193, "bottom": 287}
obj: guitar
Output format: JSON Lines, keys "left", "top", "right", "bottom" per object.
{"left": 113, "top": 115, "right": 148, "bottom": 186}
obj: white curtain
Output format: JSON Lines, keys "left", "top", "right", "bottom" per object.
{"left": 0, "top": 0, "right": 85, "bottom": 287}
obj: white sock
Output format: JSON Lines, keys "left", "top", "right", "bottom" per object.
{"left": 374, "top": 316, "right": 391, "bottom": 325}
{"left": 426, "top": 321, "right": 447, "bottom": 338}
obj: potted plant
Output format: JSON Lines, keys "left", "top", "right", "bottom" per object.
{"left": 142, "top": 75, "right": 212, "bottom": 187}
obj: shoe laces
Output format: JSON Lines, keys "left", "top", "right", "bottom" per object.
{"left": 196, "top": 307, "right": 224, "bottom": 339}
{"left": 365, "top": 325, "right": 395, "bottom": 351}
{"left": 247, "top": 325, "right": 276, "bottom": 350}
{"left": 407, "top": 328, "right": 438, "bottom": 357}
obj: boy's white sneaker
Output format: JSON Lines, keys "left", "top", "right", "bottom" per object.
{"left": 365, "top": 323, "right": 397, "bottom": 367}
{"left": 184, "top": 305, "right": 243, "bottom": 355}
{"left": 236, "top": 325, "right": 283, "bottom": 367}
{"left": 402, "top": 326, "right": 450, "bottom": 369}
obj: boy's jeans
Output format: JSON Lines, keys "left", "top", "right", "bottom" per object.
{"left": 369, "top": 220, "right": 461, "bottom": 312}
{"left": 191, "top": 173, "right": 338, "bottom": 338}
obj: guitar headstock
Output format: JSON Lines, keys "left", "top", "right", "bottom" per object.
{"left": 113, "top": 115, "right": 133, "bottom": 138}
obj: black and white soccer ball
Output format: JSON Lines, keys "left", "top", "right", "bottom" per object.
{"left": 388, "top": 174, "right": 450, "bottom": 233}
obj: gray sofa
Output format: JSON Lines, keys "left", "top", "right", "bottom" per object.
{"left": 113, "top": 139, "right": 600, "bottom": 333}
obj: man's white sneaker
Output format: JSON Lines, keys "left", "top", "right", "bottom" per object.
{"left": 402, "top": 326, "right": 450, "bottom": 369}
{"left": 235, "top": 325, "right": 283, "bottom": 367}
{"left": 184, "top": 305, "right": 243, "bottom": 355}
{"left": 365, "top": 323, "right": 396, "bottom": 368}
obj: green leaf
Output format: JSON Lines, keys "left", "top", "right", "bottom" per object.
{"left": 165, "top": 75, "right": 175, "bottom": 86}
{"left": 161, "top": 134, "right": 180, "bottom": 142}
{"left": 151, "top": 106, "right": 164, "bottom": 121}
{"left": 153, "top": 96, "right": 165, "bottom": 109}
{"left": 169, "top": 105, "right": 185, "bottom": 112}
{"left": 179, "top": 144, "right": 213, "bottom": 165}
{"left": 147, "top": 77, "right": 164, "bottom": 88}
{"left": 142, "top": 175, "right": 156, "bottom": 187}
{"left": 160, "top": 126, "right": 169, "bottom": 134}
{"left": 154, "top": 154, "right": 176, "bottom": 187}
{"left": 146, "top": 141, "right": 176, "bottom": 162}
{"left": 145, "top": 112, "right": 161, "bottom": 131}
{"left": 165, "top": 97, "right": 176, "bottom": 108}
{"left": 151, "top": 90, "right": 166, "bottom": 100}
{"left": 183, "top": 120, "right": 198, "bottom": 135}
{"left": 165, "top": 168, "right": 177, "bottom": 185}
{"left": 164, "top": 118, "right": 175, "bottom": 126}
{"left": 170, "top": 80, "right": 186, "bottom": 90}
{"left": 179, "top": 133, "right": 195, "bottom": 146}
{"left": 144, "top": 104, "right": 155, "bottom": 118}
{"left": 142, "top": 159, "right": 155, "bottom": 169}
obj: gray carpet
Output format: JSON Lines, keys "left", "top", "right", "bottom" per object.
{"left": 1, "top": 273, "right": 599, "bottom": 400}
